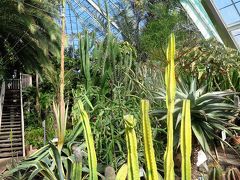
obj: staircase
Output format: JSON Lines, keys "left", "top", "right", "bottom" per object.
{"left": 0, "top": 79, "right": 25, "bottom": 158}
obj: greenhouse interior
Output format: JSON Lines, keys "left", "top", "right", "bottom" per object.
{"left": 1, "top": 0, "right": 240, "bottom": 179}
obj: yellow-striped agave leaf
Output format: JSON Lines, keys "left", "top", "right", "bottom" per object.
{"left": 141, "top": 100, "right": 158, "bottom": 180}
{"left": 181, "top": 100, "right": 192, "bottom": 180}
{"left": 78, "top": 101, "right": 98, "bottom": 180}
{"left": 164, "top": 33, "right": 176, "bottom": 180}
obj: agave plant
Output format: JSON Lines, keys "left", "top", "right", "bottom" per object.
{"left": 1, "top": 100, "right": 99, "bottom": 180}
{"left": 155, "top": 78, "right": 239, "bottom": 153}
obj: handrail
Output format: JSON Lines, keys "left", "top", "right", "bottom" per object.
{"left": 0, "top": 81, "right": 5, "bottom": 129}
{"left": 20, "top": 74, "right": 25, "bottom": 157}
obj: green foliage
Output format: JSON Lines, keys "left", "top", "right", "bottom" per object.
{"left": 25, "top": 127, "right": 44, "bottom": 148}
{"left": 177, "top": 39, "right": 240, "bottom": 92}
{"left": 25, "top": 122, "right": 55, "bottom": 149}
{"left": 208, "top": 164, "right": 224, "bottom": 180}
{"left": 156, "top": 78, "right": 239, "bottom": 153}
{"left": 140, "top": 2, "right": 183, "bottom": 61}
{"left": 0, "top": 0, "right": 60, "bottom": 71}
{"left": 79, "top": 31, "right": 94, "bottom": 90}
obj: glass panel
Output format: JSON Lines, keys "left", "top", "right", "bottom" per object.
{"left": 233, "top": 35, "right": 240, "bottom": 47}
{"left": 231, "top": 29, "right": 240, "bottom": 36}
{"left": 214, "top": 0, "right": 232, "bottom": 9}
{"left": 235, "top": 2, "right": 240, "bottom": 12}
{"left": 219, "top": 5, "right": 240, "bottom": 25}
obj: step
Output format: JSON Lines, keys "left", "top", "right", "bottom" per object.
{"left": 0, "top": 142, "right": 22, "bottom": 148}
{"left": 0, "top": 131, "right": 22, "bottom": 135}
{"left": 0, "top": 127, "right": 21, "bottom": 132}
{"left": 1, "top": 116, "right": 21, "bottom": 119}
{"left": 0, "top": 146, "right": 23, "bottom": 152}
{"left": 0, "top": 122, "right": 21, "bottom": 125}
{"left": 2, "top": 114, "right": 21, "bottom": 116}
{"left": 0, "top": 151, "right": 23, "bottom": 158}
{"left": 0, "top": 139, "right": 22, "bottom": 143}
{"left": 2, "top": 112, "right": 21, "bottom": 117}
{"left": 0, "top": 134, "right": 22, "bottom": 140}
{"left": 1, "top": 121, "right": 21, "bottom": 124}
{"left": 0, "top": 124, "right": 21, "bottom": 128}
{"left": 1, "top": 119, "right": 21, "bottom": 123}
{"left": 1, "top": 118, "right": 21, "bottom": 121}
{"left": 3, "top": 105, "right": 21, "bottom": 107}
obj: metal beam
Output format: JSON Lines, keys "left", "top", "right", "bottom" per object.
{"left": 202, "top": 0, "right": 238, "bottom": 49}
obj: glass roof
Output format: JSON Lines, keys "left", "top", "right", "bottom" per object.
{"left": 65, "top": 0, "right": 122, "bottom": 48}
{"left": 213, "top": 0, "right": 240, "bottom": 48}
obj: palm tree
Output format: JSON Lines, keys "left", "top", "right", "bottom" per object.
{"left": 0, "top": 0, "right": 61, "bottom": 74}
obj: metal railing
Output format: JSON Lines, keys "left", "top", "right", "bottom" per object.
{"left": 20, "top": 74, "right": 25, "bottom": 157}
{"left": 0, "top": 81, "right": 5, "bottom": 129}
{"left": 5, "top": 79, "right": 20, "bottom": 90}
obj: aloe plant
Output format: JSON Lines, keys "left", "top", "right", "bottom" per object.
{"left": 53, "top": 101, "right": 68, "bottom": 151}
{"left": 124, "top": 115, "right": 140, "bottom": 180}
{"left": 164, "top": 33, "right": 176, "bottom": 180}
{"left": 141, "top": 99, "right": 158, "bottom": 180}
{"left": 180, "top": 100, "right": 192, "bottom": 180}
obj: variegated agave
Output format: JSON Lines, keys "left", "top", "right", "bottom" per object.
{"left": 154, "top": 78, "right": 240, "bottom": 153}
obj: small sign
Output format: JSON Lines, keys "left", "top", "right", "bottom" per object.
{"left": 197, "top": 150, "right": 207, "bottom": 167}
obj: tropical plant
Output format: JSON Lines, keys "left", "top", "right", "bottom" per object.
{"left": 2, "top": 101, "right": 98, "bottom": 179}
{"left": 140, "top": 1, "right": 187, "bottom": 62}
{"left": 155, "top": 77, "right": 239, "bottom": 154}
{"left": 177, "top": 39, "right": 240, "bottom": 92}
{"left": 0, "top": 0, "right": 60, "bottom": 72}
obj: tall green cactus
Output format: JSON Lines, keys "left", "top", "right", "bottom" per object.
{"left": 164, "top": 33, "right": 176, "bottom": 180}
{"left": 77, "top": 101, "right": 97, "bottom": 180}
{"left": 124, "top": 115, "right": 140, "bottom": 180}
{"left": 141, "top": 100, "right": 158, "bottom": 180}
{"left": 79, "top": 31, "right": 91, "bottom": 90}
{"left": 180, "top": 100, "right": 192, "bottom": 180}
